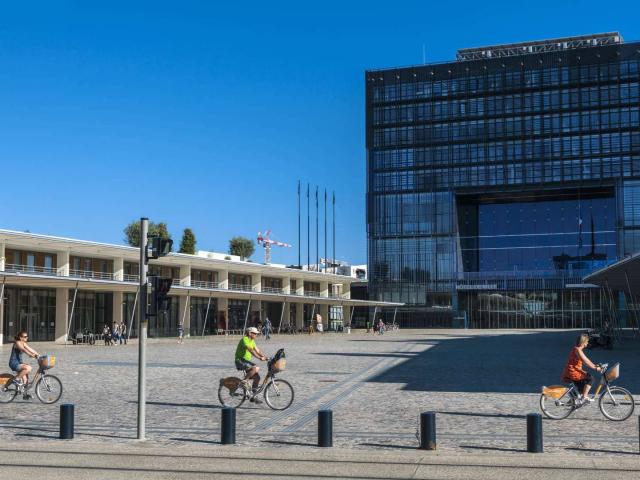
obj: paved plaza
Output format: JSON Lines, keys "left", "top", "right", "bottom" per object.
{"left": 0, "top": 329, "right": 639, "bottom": 459}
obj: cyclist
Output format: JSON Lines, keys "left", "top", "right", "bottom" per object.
{"left": 235, "top": 326, "right": 267, "bottom": 403}
{"left": 9, "top": 330, "right": 39, "bottom": 399}
{"left": 561, "top": 333, "right": 602, "bottom": 406}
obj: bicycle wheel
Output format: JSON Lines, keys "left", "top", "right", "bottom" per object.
{"left": 218, "top": 379, "right": 247, "bottom": 408}
{"left": 35, "top": 375, "right": 63, "bottom": 404}
{"left": 540, "top": 391, "right": 575, "bottom": 420}
{"left": 264, "top": 378, "right": 294, "bottom": 410}
{"left": 599, "top": 386, "right": 635, "bottom": 421}
{"left": 0, "top": 380, "right": 18, "bottom": 403}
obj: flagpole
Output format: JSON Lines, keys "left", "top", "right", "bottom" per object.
{"left": 332, "top": 191, "right": 336, "bottom": 273}
{"left": 315, "top": 186, "right": 319, "bottom": 272}
{"left": 297, "top": 180, "right": 301, "bottom": 267}
{"left": 307, "top": 183, "right": 310, "bottom": 270}
{"left": 324, "top": 188, "right": 327, "bottom": 273}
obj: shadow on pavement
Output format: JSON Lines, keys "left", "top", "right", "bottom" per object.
{"left": 263, "top": 439, "right": 317, "bottom": 447}
{"left": 131, "top": 401, "right": 221, "bottom": 409}
{"left": 359, "top": 442, "right": 417, "bottom": 450}
{"left": 566, "top": 447, "right": 639, "bottom": 455}
{"left": 170, "top": 437, "right": 220, "bottom": 445}
{"left": 437, "top": 411, "right": 527, "bottom": 420}
{"left": 365, "top": 330, "right": 640, "bottom": 394}
{"left": 460, "top": 445, "right": 526, "bottom": 453}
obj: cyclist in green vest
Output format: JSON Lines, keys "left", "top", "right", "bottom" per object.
{"left": 235, "top": 327, "right": 268, "bottom": 403}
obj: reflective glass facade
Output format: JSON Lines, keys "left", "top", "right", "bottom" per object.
{"left": 366, "top": 39, "right": 640, "bottom": 327}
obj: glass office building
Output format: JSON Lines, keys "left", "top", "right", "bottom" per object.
{"left": 366, "top": 33, "right": 640, "bottom": 327}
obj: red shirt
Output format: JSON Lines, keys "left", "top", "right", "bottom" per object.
{"left": 561, "top": 346, "right": 587, "bottom": 382}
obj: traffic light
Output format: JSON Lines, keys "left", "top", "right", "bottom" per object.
{"left": 146, "top": 236, "right": 173, "bottom": 261}
{"left": 148, "top": 276, "right": 172, "bottom": 316}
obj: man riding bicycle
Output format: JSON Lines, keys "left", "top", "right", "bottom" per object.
{"left": 235, "top": 327, "right": 268, "bottom": 403}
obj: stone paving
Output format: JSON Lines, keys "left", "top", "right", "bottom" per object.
{"left": 0, "top": 329, "right": 638, "bottom": 456}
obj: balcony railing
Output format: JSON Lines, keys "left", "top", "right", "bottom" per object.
{"left": 228, "top": 283, "right": 253, "bottom": 292}
{"left": 69, "top": 269, "right": 115, "bottom": 281}
{"left": 123, "top": 274, "right": 139, "bottom": 283}
{"left": 261, "top": 286, "right": 284, "bottom": 294}
{"left": 191, "top": 280, "right": 220, "bottom": 289}
{"left": 171, "top": 279, "right": 181, "bottom": 286}
{"left": 304, "top": 290, "right": 321, "bottom": 297}
{"left": 5, "top": 264, "right": 58, "bottom": 276}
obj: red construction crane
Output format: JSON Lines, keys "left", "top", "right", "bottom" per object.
{"left": 257, "top": 230, "right": 292, "bottom": 264}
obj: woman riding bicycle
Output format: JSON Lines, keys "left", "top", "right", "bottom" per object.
{"left": 9, "top": 330, "right": 40, "bottom": 397}
{"left": 561, "top": 333, "right": 602, "bottom": 405}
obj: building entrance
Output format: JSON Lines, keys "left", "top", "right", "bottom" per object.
{"left": 3, "top": 287, "right": 56, "bottom": 342}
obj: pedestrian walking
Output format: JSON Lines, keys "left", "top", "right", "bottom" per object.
{"left": 120, "top": 323, "right": 127, "bottom": 344}
{"left": 103, "top": 324, "right": 112, "bottom": 346}
{"left": 112, "top": 322, "right": 121, "bottom": 345}
{"left": 263, "top": 317, "right": 272, "bottom": 340}
{"left": 177, "top": 322, "right": 184, "bottom": 344}
{"left": 378, "top": 319, "right": 385, "bottom": 335}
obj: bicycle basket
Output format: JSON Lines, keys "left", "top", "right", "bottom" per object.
{"left": 605, "top": 363, "right": 620, "bottom": 381}
{"left": 222, "top": 377, "right": 241, "bottom": 392}
{"left": 542, "top": 385, "right": 568, "bottom": 399}
{"left": 0, "top": 373, "right": 13, "bottom": 387}
{"left": 38, "top": 355, "right": 56, "bottom": 370}
{"left": 269, "top": 348, "right": 286, "bottom": 372}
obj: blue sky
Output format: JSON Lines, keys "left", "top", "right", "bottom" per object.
{"left": 1, "top": 1, "right": 638, "bottom": 265}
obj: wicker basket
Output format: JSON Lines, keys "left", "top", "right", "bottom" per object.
{"left": 271, "top": 359, "right": 286, "bottom": 372}
{"left": 222, "top": 377, "right": 242, "bottom": 392}
{"left": 38, "top": 355, "right": 56, "bottom": 370}
{"left": 0, "top": 373, "right": 13, "bottom": 387}
{"left": 542, "top": 385, "right": 568, "bottom": 399}
{"left": 605, "top": 363, "right": 620, "bottom": 382}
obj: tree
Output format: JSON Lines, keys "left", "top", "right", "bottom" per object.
{"left": 179, "top": 228, "right": 197, "bottom": 255}
{"left": 123, "top": 220, "right": 173, "bottom": 248}
{"left": 229, "top": 236, "right": 255, "bottom": 260}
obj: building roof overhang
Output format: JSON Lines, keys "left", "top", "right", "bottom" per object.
{"left": 583, "top": 252, "right": 640, "bottom": 295}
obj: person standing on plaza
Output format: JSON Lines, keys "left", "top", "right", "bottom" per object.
{"left": 103, "top": 324, "right": 112, "bottom": 346}
{"left": 120, "top": 322, "right": 127, "bottom": 344}
{"left": 112, "top": 322, "right": 120, "bottom": 345}
{"left": 378, "top": 318, "right": 385, "bottom": 335}
{"left": 263, "top": 316, "right": 272, "bottom": 340}
{"left": 177, "top": 322, "right": 184, "bottom": 344}
{"left": 315, "top": 313, "right": 324, "bottom": 333}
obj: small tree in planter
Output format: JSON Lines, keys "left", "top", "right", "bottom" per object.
{"left": 229, "top": 236, "right": 255, "bottom": 260}
{"left": 179, "top": 228, "right": 197, "bottom": 254}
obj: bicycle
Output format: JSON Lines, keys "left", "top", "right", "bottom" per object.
{"left": 540, "top": 362, "right": 635, "bottom": 421}
{"left": 0, "top": 355, "right": 63, "bottom": 404}
{"left": 218, "top": 350, "right": 294, "bottom": 410}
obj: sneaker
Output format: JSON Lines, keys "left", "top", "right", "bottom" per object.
{"left": 250, "top": 396, "right": 263, "bottom": 404}
{"left": 583, "top": 396, "right": 595, "bottom": 404}
{"left": 22, "top": 393, "right": 32, "bottom": 401}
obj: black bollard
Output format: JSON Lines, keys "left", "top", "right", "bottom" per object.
{"left": 221, "top": 407, "right": 236, "bottom": 445}
{"left": 318, "top": 410, "right": 333, "bottom": 447}
{"left": 60, "top": 404, "right": 74, "bottom": 439}
{"left": 419, "top": 412, "right": 436, "bottom": 450}
{"left": 527, "top": 413, "right": 543, "bottom": 453}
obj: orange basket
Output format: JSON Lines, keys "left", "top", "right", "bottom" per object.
{"left": 271, "top": 358, "right": 286, "bottom": 372}
{"left": 38, "top": 355, "right": 56, "bottom": 370}
{"left": 542, "top": 385, "right": 568, "bottom": 399}
{"left": 0, "top": 373, "right": 13, "bottom": 387}
{"left": 605, "top": 363, "right": 620, "bottom": 381}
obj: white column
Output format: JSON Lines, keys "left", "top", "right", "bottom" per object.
{"left": 295, "top": 278, "right": 305, "bottom": 296}
{"left": 55, "top": 287, "right": 69, "bottom": 344}
{"left": 218, "top": 297, "right": 228, "bottom": 331}
{"left": 179, "top": 294, "right": 191, "bottom": 337}
{"left": 319, "top": 304, "right": 329, "bottom": 330}
{"left": 342, "top": 281, "right": 351, "bottom": 299}
{"left": 320, "top": 281, "right": 329, "bottom": 298}
{"left": 57, "top": 250, "right": 70, "bottom": 277}
{"left": 180, "top": 265, "right": 191, "bottom": 287}
{"left": 219, "top": 270, "right": 229, "bottom": 290}
{"left": 295, "top": 301, "right": 304, "bottom": 330}
{"left": 0, "top": 241, "right": 5, "bottom": 271}
{"left": 113, "top": 291, "right": 123, "bottom": 325}
{"left": 283, "top": 276, "right": 291, "bottom": 294}
{"left": 252, "top": 273, "right": 262, "bottom": 292}
{"left": 113, "top": 257, "right": 124, "bottom": 281}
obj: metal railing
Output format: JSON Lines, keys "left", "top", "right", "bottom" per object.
{"left": 228, "top": 283, "right": 253, "bottom": 292}
{"left": 171, "top": 279, "right": 181, "bottom": 286}
{"left": 261, "top": 286, "right": 284, "bottom": 294}
{"left": 304, "top": 291, "right": 321, "bottom": 297}
{"left": 69, "top": 269, "right": 115, "bottom": 281}
{"left": 191, "top": 280, "right": 220, "bottom": 289}
{"left": 4, "top": 264, "right": 59, "bottom": 276}
{"left": 123, "top": 274, "right": 139, "bottom": 283}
